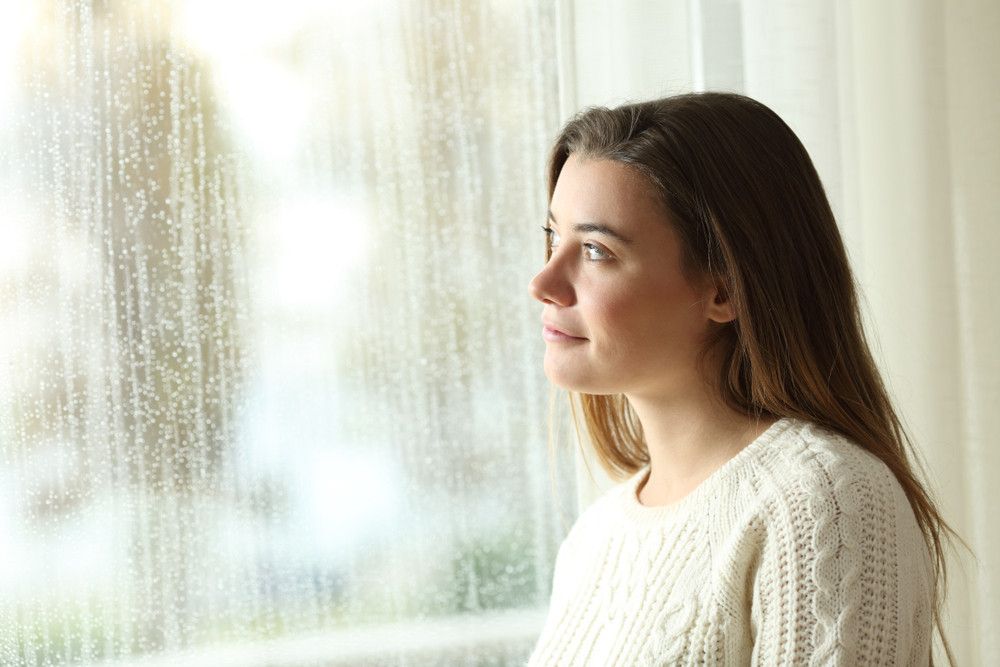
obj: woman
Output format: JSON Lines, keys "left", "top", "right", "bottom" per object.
{"left": 526, "top": 92, "right": 965, "bottom": 666}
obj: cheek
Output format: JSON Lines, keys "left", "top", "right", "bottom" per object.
{"left": 580, "top": 282, "right": 633, "bottom": 338}
{"left": 590, "top": 281, "right": 698, "bottom": 357}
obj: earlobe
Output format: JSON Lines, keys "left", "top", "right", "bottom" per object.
{"left": 708, "top": 283, "right": 737, "bottom": 324}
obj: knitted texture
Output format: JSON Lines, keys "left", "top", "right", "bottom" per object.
{"left": 527, "top": 417, "right": 934, "bottom": 666}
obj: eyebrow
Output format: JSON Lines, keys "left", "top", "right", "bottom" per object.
{"left": 547, "top": 210, "right": 634, "bottom": 244}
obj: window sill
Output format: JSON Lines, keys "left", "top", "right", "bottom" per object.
{"left": 88, "top": 605, "right": 548, "bottom": 666}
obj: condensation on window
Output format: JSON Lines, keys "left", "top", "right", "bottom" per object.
{"left": 0, "top": 1, "right": 577, "bottom": 664}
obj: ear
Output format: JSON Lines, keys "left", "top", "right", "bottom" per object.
{"left": 705, "top": 279, "right": 736, "bottom": 324}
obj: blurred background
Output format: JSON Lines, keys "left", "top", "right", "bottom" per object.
{"left": 0, "top": 0, "right": 572, "bottom": 664}
{"left": 0, "top": 0, "right": 996, "bottom": 665}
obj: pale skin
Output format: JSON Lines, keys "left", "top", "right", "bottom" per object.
{"left": 528, "top": 153, "right": 776, "bottom": 507}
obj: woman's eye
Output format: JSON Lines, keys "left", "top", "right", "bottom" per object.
{"left": 541, "top": 225, "right": 560, "bottom": 248}
{"left": 542, "top": 226, "right": 609, "bottom": 261}
{"left": 583, "top": 242, "right": 609, "bottom": 261}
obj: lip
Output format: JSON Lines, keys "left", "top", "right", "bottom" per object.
{"left": 542, "top": 323, "right": 587, "bottom": 342}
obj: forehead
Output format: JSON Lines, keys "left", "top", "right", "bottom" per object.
{"left": 550, "top": 154, "right": 667, "bottom": 229}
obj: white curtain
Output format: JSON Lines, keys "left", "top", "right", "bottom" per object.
{"left": 566, "top": 1, "right": 999, "bottom": 664}
{"left": 0, "top": 1, "right": 577, "bottom": 664}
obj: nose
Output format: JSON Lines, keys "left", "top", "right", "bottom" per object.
{"left": 528, "top": 254, "right": 574, "bottom": 306}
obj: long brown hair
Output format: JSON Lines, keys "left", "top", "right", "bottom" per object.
{"left": 542, "top": 92, "right": 970, "bottom": 665}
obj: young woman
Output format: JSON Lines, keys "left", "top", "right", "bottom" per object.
{"left": 526, "top": 92, "right": 964, "bottom": 666}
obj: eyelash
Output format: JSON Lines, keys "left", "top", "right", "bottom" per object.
{"left": 541, "top": 226, "right": 610, "bottom": 261}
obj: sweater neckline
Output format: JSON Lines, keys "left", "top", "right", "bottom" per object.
{"left": 617, "top": 416, "right": 799, "bottom": 525}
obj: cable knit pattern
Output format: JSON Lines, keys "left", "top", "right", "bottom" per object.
{"left": 527, "top": 417, "right": 934, "bottom": 666}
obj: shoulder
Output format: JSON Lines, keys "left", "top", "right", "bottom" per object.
{"left": 748, "top": 418, "right": 934, "bottom": 616}
{"left": 545, "top": 473, "right": 641, "bottom": 607}
{"left": 563, "top": 469, "right": 637, "bottom": 537}
{"left": 753, "top": 419, "right": 910, "bottom": 521}
{"left": 746, "top": 420, "right": 936, "bottom": 663}
{"left": 719, "top": 418, "right": 931, "bottom": 576}
{"left": 745, "top": 418, "right": 934, "bottom": 603}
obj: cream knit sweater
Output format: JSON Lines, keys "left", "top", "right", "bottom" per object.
{"left": 528, "top": 417, "right": 934, "bottom": 666}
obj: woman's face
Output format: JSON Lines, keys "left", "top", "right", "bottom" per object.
{"left": 528, "top": 153, "right": 732, "bottom": 397}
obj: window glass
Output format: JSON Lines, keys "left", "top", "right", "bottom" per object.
{"left": 0, "top": 1, "right": 577, "bottom": 663}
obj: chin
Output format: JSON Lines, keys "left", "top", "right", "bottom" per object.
{"left": 543, "top": 359, "right": 619, "bottom": 395}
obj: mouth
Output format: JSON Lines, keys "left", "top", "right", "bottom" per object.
{"left": 542, "top": 325, "right": 587, "bottom": 342}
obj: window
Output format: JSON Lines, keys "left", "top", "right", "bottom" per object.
{"left": 0, "top": 1, "right": 577, "bottom": 663}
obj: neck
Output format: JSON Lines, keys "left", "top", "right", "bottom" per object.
{"left": 625, "top": 376, "right": 775, "bottom": 506}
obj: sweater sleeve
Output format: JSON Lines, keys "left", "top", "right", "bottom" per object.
{"left": 748, "top": 448, "right": 934, "bottom": 666}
